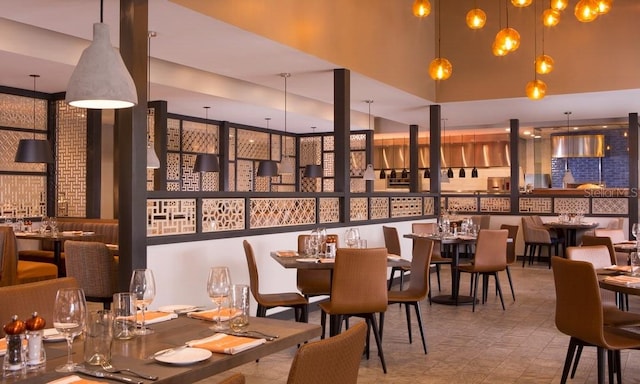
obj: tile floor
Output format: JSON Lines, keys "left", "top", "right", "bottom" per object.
{"left": 202, "top": 262, "right": 640, "bottom": 384}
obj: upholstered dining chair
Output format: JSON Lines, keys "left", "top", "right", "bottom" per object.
{"left": 216, "top": 373, "right": 246, "bottom": 384}
{"left": 243, "top": 240, "right": 308, "bottom": 322}
{"left": 457, "top": 229, "right": 508, "bottom": 312}
{"left": 521, "top": 216, "right": 562, "bottom": 268}
{"left": 295, "top": 234, "right": 332, "bottom": 298}
{"left": 286, "top": 322, "right": 367, "bottom": 384}
{"left": 580, "top": 237, "right": 617, "bottom": 265}
{"left": 383, "top": 226, "right": 408, "bottom": 290}
{"left": 499, "top": 224, "right": 519, "bottom": 301}
{"left": 380, "top": 237, "right": 433, "bottom": 354}
{"left": 552, "top": 256, "right": 640, "bottom": 384}
{"left": 592, "top": 229, "right": 629, "bottom": 266}
{"left": 470, "top": 215, "right": 491, "bottom": 230}
{"left": 64, "top": 240, "right": 118, "bottom": 309}
{"left": 0, "top": 226, "right": 58, "bottom": 286}
{"left": 319, "top": 247, "right": 388, "bottom": 373}
{"left": 412, "top": 222, "right": 451, "bottom": 295}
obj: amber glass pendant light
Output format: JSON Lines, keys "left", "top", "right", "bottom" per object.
{"left": 412, "top": 0, "right": 431, "bottom": 18}
{"left": 429, "top": 0, "right": 453, "bottom": 80}
{"left": 466, "top": 0, "right": 487, "bottom": 30}
{"left": 575, "top": 0, "right": 599, "bottom": 22}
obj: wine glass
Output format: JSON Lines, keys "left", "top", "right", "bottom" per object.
{"left": 317, "top": 228, "right": 327, "bottom": 255}
{"left": 207, "top": 266, "right": 232, "bottom": 331}
{"left": 129, "top": 269, "right": 156, "bottom": 335}
{"left": 345, "top": 228, "right": 360, "bottom": 248}
{"left": 53, "top": 288, "right": 87, "bottom": 372}
{"left": 632, "top": 223, "right": 639, "bottom": 240}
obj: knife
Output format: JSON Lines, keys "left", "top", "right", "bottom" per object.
{"left": 222, "top": 331, "right": 277, "bottom": 341}
{"left": 76, "top": 365, "right": 144, "bottom": 384}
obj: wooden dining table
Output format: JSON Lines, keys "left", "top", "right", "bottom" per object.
{"left": 5, "top": 315, "right": 321, "bottom": 384}
{"left": 543, "top": 221, "right": 599, "bottom": 248}
{"left": 270, "top": 251, "right": 411, "bottom": 271}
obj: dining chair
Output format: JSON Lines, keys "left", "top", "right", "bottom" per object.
{"left": 383, "top": 226, "right": 408, "bottom": 290}
{"left": 216, "top": 373, "right": 246, "bottom": 384}
{"left": 318, "top": 247, "right": 388, "bottom": 373}
{"left": 380, "top": 237, "right": 433, "bottom": 354}
{"left": 589, "top": 230, "right": 630, "bottom": 267}
{"left": 521, "top": 216, "right": 562, "bottom": 268}
{"left": 470, "top": 215, "right": 491, "bottom": 230}
{"left": 581, "top": 236, "right": 618, "bottom": 265}
{"left": 457, "top": 229, "right": 508, "bottom": 312}
{"left": 552, "top": 256, "right": 640, "bottom": 384}
{"left": 295, "top": 234, "right": 332, "bottom": 298}
{"left": 64, "top": 240, "right": 119, "bottom": 309}
{"left": 0, "top": 226, "right": 58, "bottom": 286}
{"left": 499, "top": 224, "right": 519, "bottom": 301}
{"left": 243, "top": 240, "right": 309, "bottom": 322}
{"left": 412, "top": 222, "right": 451, "bottom": 296}
{"left": 286, "top": 321, "right": 366, "bottom": 384}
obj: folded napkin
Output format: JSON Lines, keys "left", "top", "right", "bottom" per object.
{"left": 616, "top": 241, "right": 637, "bottom": 245}
{"left": 187, "top": 308, "right": 240, "bottom": 322}
{"left": 187, "top": 333, "right": 266, "bottom": 355}
{"left": 0, "top": 338, "right": 5, "bottom": 355}
{"left": 318, "top": 258, "right": 335, "bottom": 263}
{"left": 136, "top": 311, "right": 178, "bottom": 325}
{"left": 48, "top": 375, "right": 106, "bottom": 384}
{"left": 604, "top": 265, "right": 633, "bottom": 273}
{"left": 604, "top": 275, "right": 640, "bottom": 287}
{"left": 387, "top": 255, "right": 401, "bottom": 261}
{"left": 276, "top": 250, "right": 299, "bottom": 257}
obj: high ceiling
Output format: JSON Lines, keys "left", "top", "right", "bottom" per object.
{"left": 0, "top": 0, "right": 638, "bottom": 134}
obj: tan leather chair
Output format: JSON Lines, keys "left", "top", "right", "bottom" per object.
{"left": 383, "top": 226, "right": 408, "bottom": 290}
{"left": 0, "top": 226, "right": 58, "bottom": 286}
{"left": 319, "top": 247, "right": 388, "bottom": 373}
{"left": 552, "top": 256, "right": 640, "bottom": 384}
{"left": 286, "top": 322, "right": 366, "bottom": 384}
{"left": 243, "top": 240, "right": 308, "bottom": 322}
{"left": 521, "top": 216, "right": 562, "bottom": 268}
{"left": 380, "top": 237, "right": 433, "bottom": 354}
{"left": 579, "top": 238, "right": 617, "bottom": 265}
{"left": 216, "top": 373, "right": 246, "bottom": 384}
{"left": 0, "top": 277, "right": 78, "bottom": 337}
{"left": 594, "top": 229, "right": 626, "bottom": 244}
{"left": 295, "top": 234, "right": 332, "bottom": 297}
{"left": 412, "top": 222, "right": 451, "bottom": 295}
{"left": 64, "top": 240, "right": 118, "bottom": 309}
{"left": 470, "top": 215, "right": 491, "bottom": 230}
{"left": 500, "top": 224, "right": 519, "bottom": 301}
{"left": 457, "top": 229, "right": 508, "bottom": 312}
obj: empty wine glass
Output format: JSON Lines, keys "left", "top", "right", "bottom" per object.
{"left": 53, "top": 288, "right": 87, "bottom": 372}
{"left": 129, "top": 269, "right": 156, "bottom": 335}
{"left": 345, "top": 228, "right": 360, "bottom": 248}
{"left": 207, "top": 266, "right": 232, "bottom": 331}
{"left": 632, "top": 223, "right": 639, "bottom": 240}
{"left": 305, "top": 236, "right": 319, "bottom": 258}
{"left": 317, "top": 228, "right": 327, "bottom": 255}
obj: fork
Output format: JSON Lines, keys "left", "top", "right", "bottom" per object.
{"left": 100, "top": 361, "right": 159, "bottom": 381}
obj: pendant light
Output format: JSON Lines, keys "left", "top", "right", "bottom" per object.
{"left": 424, "top": 167, "right": 431, "bottom": 178}
{"left": 390, "top": 138, "right": 398, "bottom": 179}
{"left": 459, "top": 134, "right": 466, "bottom": 178}
{"left": 401, "top": 138, "right": 409, "bottom": 179}
{"left": 494, "top": 0, "right": 521, "bottom": 55}
{"left": 562, "top": 111, "right": 575, "bottom": 186}
{"left": 575, "top": 0, "right": 600, "bottom": 22}
{"left": 193, "top": 106, "right": 220, "bottom": 173}
{"left": 536, "top": 5, "right": 554, "bottom": 75}
{"left": 304, "top": 127, "right": 323, "bottom": 178}
{"left": 362, "top": 100, "right": 376, "bottom": 181}
{"left": 412, "top": 0, "right": 431, "bottom": 18}
{"left": 466, "top": 0, "right": 487, "bottom": 30}
{"left": 65, "top": 0, "right": 137, "bottom": 109}
{"left": 257, "top": 118, "right": 278, "bottom": 177}
{"left": 146, "top": 31, "right": 160, "bottom": 169}
{"left": 526, "top": 5, "right": 548, "bottom": 101}
{"left": 279, "top": 73, "right": 295, "bottom": 175}
{"left": 429, "top": 0, "right": 453, "bottom": 80}
{"left": 471, "top": 131, "right": 479, "bottom": 178}
{"left": 379, "top": 138, "right": 387, "bottom": 179}
{"left": 15, "top": 74, "right": 54, "bottom": 164}
{"left": 444, "top": 119, "right": 453, "bottom": 179}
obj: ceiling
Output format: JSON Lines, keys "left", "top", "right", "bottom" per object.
{"left": 0, "top": 0, "right": 638, "bottom": 135}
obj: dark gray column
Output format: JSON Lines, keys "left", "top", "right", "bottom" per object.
{"left": 410, "top": 124, "right": 419, "bottom": 193}
{"left": 334, "top": 69, "right": 350, "bottom": 222}
{"left": 510, "top": 119, "right": 520, "bottom": 213}
{"left": 429, "top": 105, "right": 441, "bottom": 216}
{"left": 629, "top": 113, "right": 638, "bottom": 237}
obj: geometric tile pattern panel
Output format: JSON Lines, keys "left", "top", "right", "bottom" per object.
{"left": 554, "top": 198, "right": 590, "bottom": 214}
{"left": 423, "top": 196, "right": 435, "bottom": 216}
{"left": 592, "top": 198, "right": 628, "bottom": 215}
{"left": 147, "top": 199, "right": 196, "bottom": 236}
{"left": 370, "top": 197, "right": 390, "bottom": 220}
{"left": 447, "top": 197, "right": 477, "bottom": 212}
{"left": 350, "top": 133, "right": 367, "bottom": 150}
{"left": 323, "top": 153, "right": 334, "bottom": 177}
{"left": 350, "top": 197, "right": 368, "bottom": 221}
{"left": 182, "top": 120, "right": 218, "bottom": 154}
{"left": 228, "top": 162, "right": 236, "bottom": 192}
{"left": 236, "top": 160, "right": 254, "bottom": 192}
{"left": 181, "top": 154, "right": 200, "bottom": 191}
{"left": 167, "top": 118, "right": 180, "bottom": 151}
{"left": 0, "top": 130, "right": 47, "bottom": 173}
{"left": 228, "top": 128, "right": 236, "bottom": 161}
{"left": 0, "top": 93, "right": 47, "bottom": 130}
{"left": 519, "top": 197, "right": 553, "bottom": 213}
{"left": 166, "top": 153, "right": 181, "bottom": 182}
{"left": 249, "top": 198, "right": 316, "bottom": 228}
{"left": 167, "top": 182, "right": 180, "bottom": 192}
{"left": 273, "top": 184, "right": 295, "bottom": 192}
{"left": 238, "top": 129, "right": 269, "bottom": 160}
{"left": 202, "top": 198, "right": 245, "bottom": 232}
{"left": 350, "top": 178, "right": 366, "bottom": 193}
{"left": 323, "top": 135, "right": 334, "bottom": 151}
{"left": 0, "top": 175, "right": 47, "bottom": 217}
{"left": 56, "top": 101, "right": 86, "bottom": 217}
{"left": 271, "top": 135, "right": 281, "bottom": 162}
{"left": 480, "top": 197, "right": 510, "bottom": 213}
{"left": 300, "top": 136, "right": 321, "bottom": 168}
{"left": 282, "top": 136, "right": 295, "bottom": 158}
{"left": 323, "top": 178, "right": 334, "bottom": 192}
{"left": 390, "top": 197, "right": 423, "bottom": 218}
{"left": 319, "top": 197, "right": 340, "bottom": 224}
{"left": 201, "top": 171, "right": 219, "bottom": 192}
{"left": 300, "top": 171, "right": 320, "bottom": 192}
{"left": 349, "top": 151, "right": 365, "bottom": 177}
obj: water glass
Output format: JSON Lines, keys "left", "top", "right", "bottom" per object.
{"left": 631, "top": 252, "right": 640, "bottom": 277}
{"left": 356, "top": 239, "right": 368, "bottom": 249}
{"left": 229, "top": 284, "right": 250, "bottom": 333}
{"left": 84, "top": 310, "right": 113, "bottom": 365}
{"left": 112, "top": 293, "right": 137, "bottom": 340}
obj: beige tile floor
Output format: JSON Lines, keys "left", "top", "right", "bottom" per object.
{"left": 201, "top": 262, "right": 640, "bottom": 384}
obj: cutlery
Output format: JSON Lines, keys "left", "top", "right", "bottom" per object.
{"left": 101, "top": 360, "right": 159, "bottom": 381}
{"left": 147, "top": 344, "right": 189, "bottom": 359}
{"left": 222, "top": 331, "right": 278, "bottom": 341}
{"left": 75, "top": 365, "right": 143, "bottom": 384}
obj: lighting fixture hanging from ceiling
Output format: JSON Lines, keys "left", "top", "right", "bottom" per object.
{"left": 562, "top": 111, "right": 575, "bottom": 186}
{"left": 303, "top": 127, "right": 323, "bottom": 178}
{"left": 471, "top": 131, "right": 478, "bottom": 178}
{"left": 543, "top": 7, "right": 561, "bottom": 27}
{"left": 536, "top": 9, "right": 554, "bottom": 75}
{"left": 494, "top": 0, "right": 521, "bottom": 55}
{"left": 526, "top": 2, "right": 548, "bottom": 101}
{"left": 362, "top": 100, "right": 376, "bottom": 181}
{"left": 466, "top": 0, "right": 487, "bottom": 29}
{"left": 442, "top": 118, "right": 453, "bottom": 181}
{"left": 279, "top": 73, "right": 295, "bottom": 175}
{"left": 146, "top": 31, "right": 160, "bottom": 169}
{"left": 15, "top": 74, "right": 54, "bottom": 164}
{"left": 390, "top": 138, "right": 398, "bottom": 179}
{"left": 575, "top": 0, "right": 600, "bottom": 22}
{"left": 459, "top": 134, "right": 466, "bottom": 178}
{"left": 550, "top": 0, "right": 568, "bottom": 11}
{"left": 65, "top": 0, "right": 137, "bottom": 109}
{"left": 511, "top": 0, "right": 532, "bottom": 6}
{"left": 401, "top": 138, "right": 409, "bottom": 179}
{"left": 257, "top": 118, "right": 278, "bottom": 177}
{"left": 193, "top": 106, "right": 220, "bottom": 173}
{"left": 412, "top": 0, "right": 432, "bottom": 18}
{"left": 379, "top": 138, "right": 387, "bottom": 179}
{"left": 429, "top": 0, "right": 453, "bottom": 81}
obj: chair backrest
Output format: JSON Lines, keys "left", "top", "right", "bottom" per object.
{"left": 297, "top": 234, "right": 338, "bottom": 252}
{"left": 64, "top": 240, "right": 118, "bottom": 299}
{"left": 566, "top": 245, "right": 613, "bottom": 269}
{"left": 412, "top": 223, "right": 440, "bottom": 257}
{"left": 521, "top": 216, "right": 550, "bottom": 243}
{"left": 471, "top": 215, "right": 491, "bottom": 230}
{"left": 580, "top": 236, "right": 617, "bottom": 265}
{"left": 606, "top": 218, "right": 624, "bottom": 230}
{"left": 0, "top": 226, "right": 18, "bottom": 286}
{"left": 217, "top": 373, "right": 246, "bottom": 384}
{"left": 530, "top": 215, "right": 545, "bottom": 226}
{"left": 382, "top": 226, "right": 401, "bottom": 256}
{"left": 474, "top": 229, "right": 508, "bottom": 270}
{"left": 407, "top": 237, "right": 434, "bottom": 295}
{"left": 500, "top": 224, "right": 519, "bottom": 264}
{"left": 242, "top": 240, "right": 263, "bottom": 303}
{"left": 594, "top": 229, "right": 626, "bottom": 244}
{"left": 330, "top": 247, "right": 388, "bottom": 314}
{"left": 551, "top": 256, "right": 605, "bottom": 347}
{"left": 0, "top": 277, "right": 78, "bottom": 337}
{"left": 286, "top": 321, "right": 367, "bottom": 384}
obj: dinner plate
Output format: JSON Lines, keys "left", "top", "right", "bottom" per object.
{"left": 158, "top": 304, "right": 199, "bottom": 314}
{"left": 295, "top": 257, "right": 319, "bottom": 263}
{"left": 387, "top": 255, "right": 401, "bottom": 261}
{"left": 154, "top": 347, "right": 212, "bottom": 365}
{"left": 43, "top": 328, "right": 65, "bottom": 342}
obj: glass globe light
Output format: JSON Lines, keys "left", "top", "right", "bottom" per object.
{"left": 495, "top": 27, "right": 521, "bottom": 53}
{"left": 466, "top": 8, "right": 487, "bottom": 29}
{"left": 550, "top": 0, "right": 568, "bottom": 11}
{"left": 575, "top": 0, "right": 599, "bottom": 22}
{"left": 511, "top": 0, "right": 533, "bottom": 6}
{"left": 535, "top": 54, "right": 555, "bottom": 74}
{"left": 543, "top": 8, "right": 561, "bottom": 27}
{"left": 492, "top": 40, "right": 508, "bottom": 57}
{"left": 429, "top": 57, "right": 453, "bottom": 80}
{"left": 412, "top": 0, "right": 431, "bottom": 18}
{"left": 596, "top": 0, "right": 612, "bottom": 14}
{"left": 526, "top": 79, "right": 547, "bottom": 100}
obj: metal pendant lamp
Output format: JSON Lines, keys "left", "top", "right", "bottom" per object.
{"left": 400, "top": 138, "right": 409, "bottom": 179}
{"left": 146, "top": 31, "right": 160, "bottom": 169}
{"left": 279, "top": 73, "right": 295, "bottom": 175}
{"left": 471, "top": 131, "right": 478, "bottom": 178}
{"left": 443, "top": 118, "right": 454, "bottom": 179}
{"left": 15, "top": 74, "right": 54, "bottom": 164}
{"left": 379, "top": 138, "right": 387, "bottom": 179}
{"left": 193, "top": 106, "right": 220, "bottom": 173}
{"left": 362, "top": 100, "right": 376, "bottom": 181}
{"left": 458, "top": 134, "right": 466, "bottom": 178}
{"left": 424, "top": 168, "right": 431, "bottom": 178}
{"left": 562, "top": 111, "right": 575, "bottom": 186}
{"left": 257, "top": 118, "right": 278, "bottom": 177}
{"left": 304, "top": 126, "right": 323, "bottom": 178}
{"left": 65, "top": 0, "right": 137, "bottom": 109}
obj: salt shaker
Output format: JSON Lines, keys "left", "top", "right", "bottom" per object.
{"left": 3, "top": 315, "right": 26, "bottom": 378}
{"left": 25, "top": 312, "right": 46, "bottom": 370}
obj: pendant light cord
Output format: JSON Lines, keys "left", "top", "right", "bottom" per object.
{"left": 31, "top": 74, "right": 39, "bottom": 139}
{"left": 100, "top": 0, "right": 104, "bottom": 23}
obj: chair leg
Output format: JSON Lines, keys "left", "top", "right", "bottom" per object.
{"left": 320, "top": 310, "right": 327, "bottom": 340}
{"left": 366, "top": 313, "right": 387, "bottom": 374}
{"left": 388, "top": 268, "right": 397, "bottom": 290}
{"left": 399, "top": 269, "right": 405, "bottom": 290}
{"left": 413, "top": 302, "right": 427, "bottom": 354}
{"left": 561, "top": 338, "right": 579, "bottom": 384}
{"left": 472, "top": 272, "right": 479, "bottom": 312}
{"left": 435, "top": 264, "right": 441, "bottom": 291}
{"left": 607, "top": 350, "right": 615, "bottom": 384}
{"left": 570, "top": 344, "right": 583, "bottom": 379}
{"left": 522, "top": 244, "right": 529, "bottom": 267}
{"left": 404, "top": 303, "right": 412, "bottom": 344}
{"left": 493, "top": 272, "right": 505, "bottom": 310}
{"left": 596, "top": 347, "right": 606, "bottom": 384}
{"left": 379, "top": 312, "right": 385, "bottom": 341}
{"left": 505, "top": 266, "right": 516, "bottom": 301}
{"left": 615, "top": 350, "right": 622, "bottom": 384}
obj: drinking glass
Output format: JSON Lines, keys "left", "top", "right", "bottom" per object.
{"left": 229, "top": 284, "right": 250, "bottom": 333}
{"left": 129, "top": 269, "right": 156, "bottom": 335}
{"left": 305, "top": 236, "right": 319, "bottom": 258}
{"left": 53, "top": 288, "right": 87, "bottom": 373}
{"left": 345, "top": 228, "right": 360, "bottom": 248}
{"left": 632, "top": 223, "right": 639, "bottom": 240}
{"left": 207, "top": 266, "right": 232, "bottom": 331}
{"left": 317, "top": 228, "right": 327, "bottom": 255}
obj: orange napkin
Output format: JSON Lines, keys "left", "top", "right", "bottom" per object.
{"left": 276, "top": 250, "right": 298, "bottom": 257}
{"left": 187, "top": 308, "right": 240, "bottom": 322}
{"left": 0, "top": 338, "right": 5, "bottom": 354}
{"left": 318, "top": 258, "right": 335, "bottom": 263}
{"left": 48, "top": 375, "right": 106, "bottom": 384}
{"left": 604, "top": 275, "right": 640, "bottom": 287}
{"left": 187, "top": 333, "right": 266, "bottom": 354}
{"left": 136, "top": 311, "right": 177, "bottom": 325}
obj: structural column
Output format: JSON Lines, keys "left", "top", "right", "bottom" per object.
{"left": 509, "top": 119, "right": 520, "bottom": 213}
{"left": 429, "top": 105, "right": 441, "bottom": 216}
{"left": 629, "top": 112, "right": 638, "bottom": 237}
{"left": 334, "top": 69, "right": 350, "bottom": 221}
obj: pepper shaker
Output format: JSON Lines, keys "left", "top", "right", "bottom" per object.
{"left": 25, "top": 312, "right": 46, "bottom": 370}
{"left": 3, "top": 315, "right": 26, "bottom": 378}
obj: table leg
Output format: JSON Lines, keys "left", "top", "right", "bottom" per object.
{"left": 431, "top": 243, "right": 476, "bottom": 306}
{"left": 53, "top": 240, "right": 63, "bottom": 277}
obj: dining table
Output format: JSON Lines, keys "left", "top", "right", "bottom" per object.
{"left": 4, "top": 315, "right": 321, "bottom": 384}
{"left": 270, "top": 251, "right": 412, "bottom": 271}
{"left": 542, "top": 221, "right": 599, "bottom": 248}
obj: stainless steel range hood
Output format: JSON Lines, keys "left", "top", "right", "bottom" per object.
{"left": 551, "top": 134, "right": 605, "bottom": 158}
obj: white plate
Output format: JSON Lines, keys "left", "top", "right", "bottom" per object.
{"left": 154, "top": 347, "right": 212, "bottom": 365}
{"left": 158, "top": 304, "right": 198, "bottom": 314}
{"left": 387, "top": 255, "right": 401, "bottom": 261}
{"left": 295, "top": 258, "right": 319, "bottom": 263}
{"left": 43, "top": 328, "right": 65, "bottom": 342}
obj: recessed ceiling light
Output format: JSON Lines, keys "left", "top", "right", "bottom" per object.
{"left": 573, "top": 127, "right": 579, "bottom": 130}
{"left": 505, "top": 128, "right": 510, "bottom": 132}
{"left": 523, "top": 130, "right": 531, "bottom": 135}
{"left": 534, "top": 135, "right": 542, "bottom": 139}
